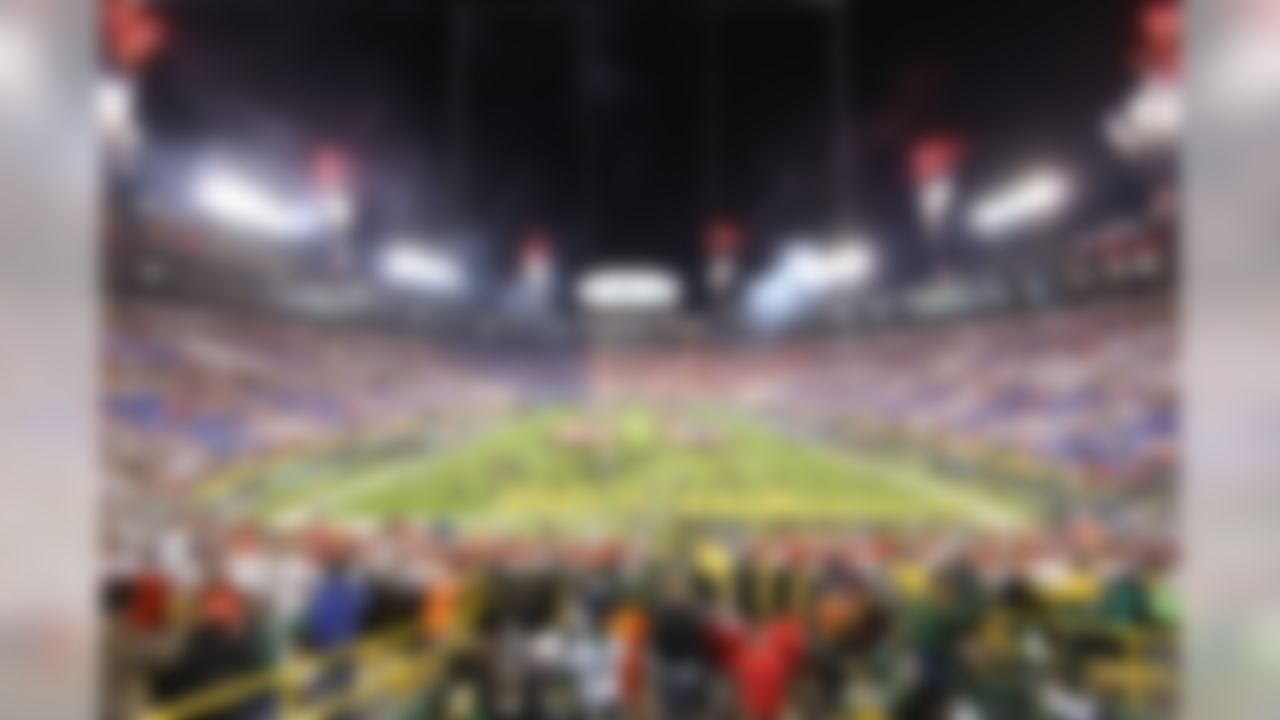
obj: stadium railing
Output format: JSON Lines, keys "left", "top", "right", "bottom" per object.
{"left": 139, "top": 622, "right": 457, "bottom": 720}
{"left": 139, "top": 608, "right": 1174, "bottom": 720}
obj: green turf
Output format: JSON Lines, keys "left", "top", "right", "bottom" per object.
{"left": 247, "top": 407, "right": 1034, "bottom": 533}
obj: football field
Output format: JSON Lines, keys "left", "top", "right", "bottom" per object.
{"left": 230, "top": 407, "right": 1033, "bottom": 533}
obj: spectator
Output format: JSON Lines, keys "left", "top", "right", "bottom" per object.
{"left": 303, "top": 554, "right": 367, "bottom": 651}
{"left": 647, "top": 573, "right": 717, "bottom": 720}
{"left": 151, "top": 562, "right": 265, "bottom": 720}
{"left": 562, "top": 609, "right": 624, "bottom": 720}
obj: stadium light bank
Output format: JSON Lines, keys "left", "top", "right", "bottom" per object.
{"left": 1106, "top": 76, "right": 1181, "bottom": 157}
{"left": 968, "top": 169, "right": 1071, "bottom": 239}
{"left": 779, "top": 236, "right": 879, "bottom": 293}
{"left": 746, "top": 236, "right": 878, "bottom": 329}
{"left": 577, "top": 265, "right": 683, "bottom": 312}
{"left": 193, "top": 164, "right": 318, "bottom": 240}
{"left": 823, "top": 236, "right": 879, "bottom": 290}
{"left": 377, "top": 241, "right": 468, "bottom": 296}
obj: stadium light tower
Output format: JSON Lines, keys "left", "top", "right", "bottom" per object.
{"left": 377, "top": 241, "right": 467, "bottom": 296}
{"left": 704, "top": 218, "right": 743, "bottom": 300}
{"left": 968, "top": 170, "right": 1071, "bottom": 239}
{"left": 309, "top": 146, "right": 356, "bottom": 232}
{"left": 909, "top": 135, "right": 966, "bottom": 238}
{"left": 520, "top": 227, "right": 554, "bottom": 297}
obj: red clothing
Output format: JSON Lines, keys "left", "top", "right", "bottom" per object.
{"left": 705, "top": 615, "right": 745, "bottom": 666}
{"left": 198, "top": 580, "right": 247, "bottom": 635}
{"left": 717, "top": 617, "right": 805, "bottom": 720}
{"left": 765, "top": 615, "right": 805, "bottom": 669}
{"left": 127, "top": 571, "right": 170, "bottom": 632}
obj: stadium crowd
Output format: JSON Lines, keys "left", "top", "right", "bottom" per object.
{"left": 768, "top": 300, "right": 1176, "bottom": 491}
{"left": 104, "top": 302, "right": 519, "bottom": 495}
{"left": 590, "top": 299, "right": 1175, "bottom": 491}
{"left": 100, "top": 296, "right": 1177, "bottom": 719}
{"left": 104, "top": 296, "right": 1174, "bottom": 501}
{"left": 101, "top": 518, "right": 1175, "bottom": 720}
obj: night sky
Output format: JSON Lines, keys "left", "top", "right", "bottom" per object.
{"left": 135, "top": 0, "right": 1152, "bottom": 304}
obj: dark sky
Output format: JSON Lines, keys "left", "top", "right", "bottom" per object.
{"left": 138, "top": 0, "right": 1151, "bottom": 304}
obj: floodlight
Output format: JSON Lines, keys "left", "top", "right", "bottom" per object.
{"left": 193, "top": 165, "right": 311, "bottom": 238}
{"left": 969, "top": 170, "right": 1070, "bottom": 238}
{"left": 578, "top": 265, "right": 682, "bottom": 311}
{"left": 378, "top": 241, "right": 467, "bottom": 295}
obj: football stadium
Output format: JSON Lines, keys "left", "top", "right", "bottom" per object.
{"left": 100, "top": 1, "right": 1179, "bottom": 719}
